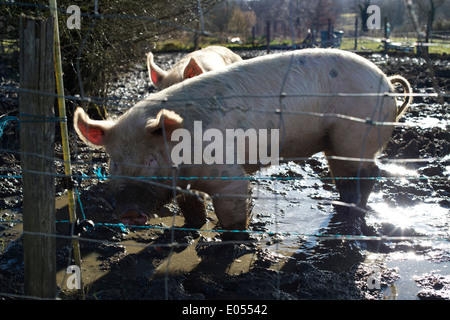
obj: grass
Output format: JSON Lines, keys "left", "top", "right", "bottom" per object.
{"left": 150, "top": 34, "right": 449, "bottom": 55}
{"left": 340, "top": 36, "right": 449, "bottom": 54}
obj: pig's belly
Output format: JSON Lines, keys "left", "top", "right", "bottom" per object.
{"left": 278, "top": 115, "right": 326, "bottom": 159}
{"left": 280, "top": 132, "right": 327, "bottom": 159}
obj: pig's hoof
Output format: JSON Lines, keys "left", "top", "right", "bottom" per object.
{"left": 120, "top": 208, "right": 148, "bottom": 226}
{"left": 329, "top": 205, "right": 375, "bottom": 236}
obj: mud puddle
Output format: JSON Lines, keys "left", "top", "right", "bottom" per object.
{"left": 251, "top": 156, "right": 334, "bottom": 238}
{"left": 249, "top": 152, "right": 449, "bottom": 299}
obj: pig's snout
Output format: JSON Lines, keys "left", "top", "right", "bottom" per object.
{"left": 119, "top": 205, "right": 149, "bottom": 226}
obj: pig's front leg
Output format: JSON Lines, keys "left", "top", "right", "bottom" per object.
{"left": 199, "top": 165, "right": 251, "bottom": 240}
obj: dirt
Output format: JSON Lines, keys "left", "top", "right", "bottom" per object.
{"left": 1, "top": 49, "right": 449, "bottom": 300}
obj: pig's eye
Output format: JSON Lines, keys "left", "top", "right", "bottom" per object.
{"left": 151, "top": 127, "right": 163, "bottom": 137}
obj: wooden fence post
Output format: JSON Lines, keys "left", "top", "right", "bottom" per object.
{"left": 19, "top": 15, "right": 56, "bottom": 299}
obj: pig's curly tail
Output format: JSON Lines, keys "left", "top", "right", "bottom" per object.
{"left": 389, "top": 75, "right": 413, "bottom": 120}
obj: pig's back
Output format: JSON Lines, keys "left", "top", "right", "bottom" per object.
{"left": 165, "top": 48, "right": 389, "bottom": 99}
{"left": 138, "top": 48, "right": 395, "bottom": 132}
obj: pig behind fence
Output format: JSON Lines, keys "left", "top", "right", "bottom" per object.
{"left": 74, "top": 48, "right": 412, "bottom": 238}
{"left": 147, "top": 45, "right": 242, "bottom": 90}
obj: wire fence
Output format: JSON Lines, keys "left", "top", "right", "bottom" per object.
{"left": 0, "top": 0, "right": 449, "bottom": 301}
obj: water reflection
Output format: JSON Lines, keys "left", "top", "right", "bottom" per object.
{"left": 378, "top": 162, "right": 418, "bottom": 177}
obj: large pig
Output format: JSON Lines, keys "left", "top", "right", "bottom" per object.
{"left": 74, "top": 48, "right": 411, "bottom": 236}
{"left": 147, "top": 46, "right": 242, "bottom": 90}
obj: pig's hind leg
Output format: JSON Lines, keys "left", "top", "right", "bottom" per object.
{"left": 323, "top": 122, "right": 387, "bottom": 234}
{"left": 325, "top": 154, "right": 380, "bottom": 236}
{"left": 324, "top": 108, "right": 391, "bottom": 211}
{"left": 326, "top": 157, "right": 379, "bottom": 210}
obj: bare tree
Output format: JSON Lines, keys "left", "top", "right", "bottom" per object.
{"left": 2, "top": 0, "right": 219, "bottom": 117}
{"left": 227, "top": 7, "right": 256, "bottom": 41}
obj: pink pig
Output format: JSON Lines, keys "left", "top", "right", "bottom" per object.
{"left": 74, "top": 48, "right": 411, "bottom": 236}
{"left": 147, "top": 46, "right": 242, "bottom": 90}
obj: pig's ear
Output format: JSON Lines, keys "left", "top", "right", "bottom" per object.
{"left": 146, "top": 109, "right": 183, "bottom": 138}
{"left": 183, "top": 58, "right": 203, "bottom": 79}
{"left": 147, "top": 51, "right": 167, "bottom": 85}
{"left": 73, "top": 108, "right": 114, "bottom": 147}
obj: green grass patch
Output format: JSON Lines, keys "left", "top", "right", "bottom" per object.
{"left": 340, "top": 36, "right": 449, "bottom": 54}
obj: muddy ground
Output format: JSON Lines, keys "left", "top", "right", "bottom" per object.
{"left": 0, "top": 49, "right": 449, "bottom": 300}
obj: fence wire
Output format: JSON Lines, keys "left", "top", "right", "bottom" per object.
{"left": 0, "top": 0, "right": 449, "bottom": 301}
